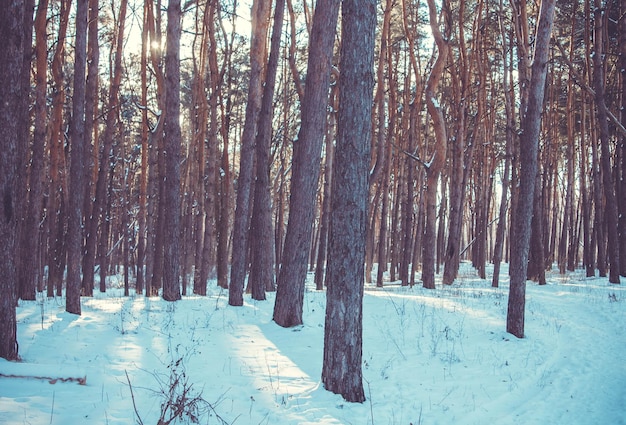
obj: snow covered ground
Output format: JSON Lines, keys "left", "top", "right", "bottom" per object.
{"left": 1, "top": 263, "right": 625, "bottom": 424}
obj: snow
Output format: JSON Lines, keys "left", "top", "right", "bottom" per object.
{"left": 1, "top": 263, "right": 625, "bottom": 425}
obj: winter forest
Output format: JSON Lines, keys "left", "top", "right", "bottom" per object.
{"left": 0, "top": 0, "right": 625, "bottom": 423}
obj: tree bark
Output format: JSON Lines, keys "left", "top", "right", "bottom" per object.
{"left": 560, "top": 9, "right": 578, "bottom": 273}
{"left": 66, "top": 0, "right": 89, "bottom": 315}
{"left": 507, "top": 0, "right": 556, "bottom": 338}
{"left": 249, "top": 0, "right": 286, "bottom": 300}
{"left": 322, "top": 0, "right": 375, "bottom": 403}
{"left": 80, "top": 0, "right": 100, "bottom": 297}
{"left": 593, "top": 0, "right": 621, "bottom": 284}
{"left": 229, "top": 0, "right": 271, "bottom": 306}
{"left": 527, "top": 168, "right": 546, "bottom": 284}
{"left": 442, "top": 0, "right": 473, "bottom": 286}
{"left": 273, "top": 0, "right": 341, "bottom": 327}
{"left": 217, "top": 3, "right": 234, "bottom": 290}
{"left": 16, "top": 0, "right": 33, "bottom": 301}
{"left": 616, "top": 0, "right": 626, "bottom": 277}
{"left": 162, "top": 0, "right": 182, "bottom": 301}
{"left": 0, "top": 0, "right": 24, "bottom": 360}
{"left": 493, "top": 10, "right": 514, "bottom": 288}
{"left": 85, "top": 0, "right": 126, "bottom": 295}
{"left": 136, "top": 0, "right": 150, "bottom": 295}
{"left": 421, "top": 0, "right": 449, "bottom": 290}
{"left": 145, "top": 0, "right": 165, "bottom": 297}
{"left": 314, "top": 98, "right": 336, "bottom": 291}
{"left": 197, "top": 0, "right": 222, "bottom": 295}
{"left": 19, "top": 0, "right": 48, "bottom": 301}
{"left": 47, "top": 0, "right": 71, "bottom": 298}
{"left": 580, "top": 105, "right": 594, "bottom": 277}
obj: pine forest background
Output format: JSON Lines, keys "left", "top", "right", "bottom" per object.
{"left": 1, "top": 0, "right": 625, "bottom": 349}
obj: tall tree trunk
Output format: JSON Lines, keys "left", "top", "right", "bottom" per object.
{"left": 527, "top": 168, "right": 546, "bottom": 284}
{"left": 493, "top": 8, "right": 514, "bottom": 288}
{"left": 399, "top": 1, "right": 423, "bottom": 286}
{"left": 0, "top": 0, "right": 24, "bottom": 360}
{"left": 16, "top": 0, "right": 33, "bottom": 301}
{"left": 620, "top": 0, "right": 626, "bottom": 276}
{"left": 66, "top": 0, "right": 89, "bottom": 315}
{"left": 136, "top": 0, "right": 150, "bottom": 295}
{"left": 560, "top": 8, "right": 577, "bottom": 273}
{"left": 370, "top": 0, "right": 392, "bottom": 287}
{"left": 229, "top": 0, "right": 271, "bottom": 306}
{"left": 201, "top": 1, "right": 221, "bottom": 292}
{"left": 370, "top": 0, "right": 392, "bottom": 185}
{"left": 19, "top": 0, "right": 49, "bottom": 301}
{"left": 273, "top": 0, "right": 341, "bottom": 327}
{"left": 322, "top": 0, "right": 374, "bottom": 403}
{"left": 249, "top": 0, "right": 286, "bottom": 300}
{"left": 145, "top": 0, "right": 165, "bottom": 297}
{"left": 217, "top": 3, "right": 234, "bottom": 290}
{"left": 80, "top": 0, "right": 100, "bottom": 297}
{"left": 161, "top": 0, "right": 183, "bottom": 301}
{"left": 85, "top": 0, "right": 126, "bottom": 294}
{"left": 421, "top": 0, "right": 449, "bottom": 290}
{"left": 314, "top": 93, "right": 336, "bottom": 291}
{"left": 593, "top": 0, "right": 621, "bottom": 284}
{"left": 442, "top": 0, "right": 478, "bottom": 285}
{"left": 197, "top": 1, "right": 222, "bottom": 295}
{"left": 47, "top": 0, "right": 71, "bottom": 298}
{"left": 507, "top": 0, "right": 556, "bottom": 338}
{"left": 591, "top": 114, "right": 606, "bottom": 276}
{"left": 400, "top": 97, "right": 417, "bottom": 286}
{"left": 581, "top": 112, "right": 594, "bottom": 277}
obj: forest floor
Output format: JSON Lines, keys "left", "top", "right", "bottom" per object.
{"left": 1, "top": 263, "right": 625, "bottom": 425}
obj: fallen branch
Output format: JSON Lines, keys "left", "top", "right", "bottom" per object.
{"left": 125, "top": 370, "right": 145, "bottom": 425}
{"left": 0, "top": 373, "right": 86, "bottom": 385}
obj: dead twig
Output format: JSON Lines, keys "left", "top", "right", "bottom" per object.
{"left": 125, "top": 370, "right": 145, "bottom": 425}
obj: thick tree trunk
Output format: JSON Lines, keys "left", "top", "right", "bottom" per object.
{"left": 66, "top": 0, "right": 89, "bottom": 315}
{"left": 273, "top": 0, "right": 341, "bottom": 327}
{"left": 147, "top": 1, "right": 166, "bottom": 296}
{"left": 197, "top": 0, "right": 222, "bottom": 295}
{"left": 47, "top": 0, "right": 71, "bottom": 298}
{"left": 229, "top": 0, "right": 271, "bottom": 306}
{"left": 249, "top": 0, "right": 285, "bottom": 300}
{"left": 187, "top": 1, "right": 209, "bottom": 295}
{"left": 162, "top": 0, "right": 182, "bottom": 301}
{"left": 0, "top": 0, "right": 24, "bottom": 360}
{"left": 593, "top": 0, "right": 621, "bottom": 284}
{"left": 620, "top": 0, "right": 626, "bottom": 277}
{"left": 80, "top": 0, "right": 99, "bottom": 297}
{"left": 507, "top": 0, "right": 556, "bottom": 338}
{"left": 19, "top": 0, "right": 49, "bottom": 301}
{"left": 421, "top": 0, "right": 449, "bottom": 290}
{"left": 322, "top": 0, "right": 374, "bottom": 403}
{"left": 16, "top": 0, "right": 33, "bottom": 303}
